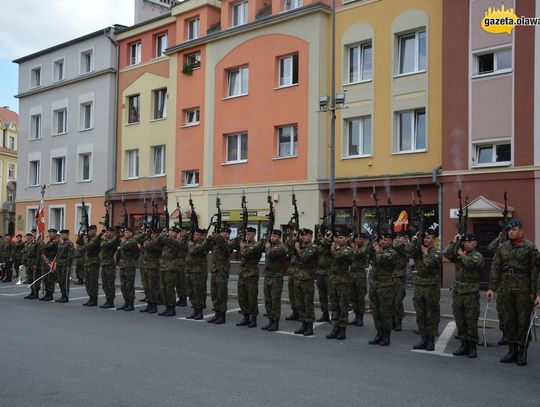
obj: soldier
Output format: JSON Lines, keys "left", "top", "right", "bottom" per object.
{"left": 392, "top": 232, "right": 410, "bottom": 331}
{"left": 99, "top": 227, "right": 120, "bottom": 309}
{"left": 326, "top": 229, "right": 354, "bottom": 340}
{"left": 74, "top": 239, "right": 85, "bottom": 285}
{"left": 285, "top": 231, "right": 300, "bottom": 321}
{"left": 207, "top": 227, "right": 234, "bottom": 324}
{"left": 292, "top": 228, "right": 319, "bottom": 336}
{"left": 40, "top": 229, "right": 59, "bottom": 301}
{"left": 232, "top": 227, "right": 265, "bottom": 328}
{"left": 116, "top": 227, "right": 140, "bottom": 311}
{"left": 155, "top": 226, "right": 182, "bottom": 317}
{"left": 444, "top": 233, "right": 484, "bottom": 358}
{"left": 487, "top": 232, "right": 507, "bottom": 345}
{"left": 315, "top": 231, "right": 332, "bottom": 323}
{"left": 408, "top": 230, "right": 442, "bottom": 352}
{"left": 13, "top": 234, "right": 25, "bottom": 280}
{"left": 0, "top": 234, "right": 15, "bottom": 282}
{"left": 77, "top": 225, "right": 103, "bottom": 307}
{"left": 261, "top": 229, "right": 288, "bottom": 332}
{"left": 55, "top": 230, "right": 74, "bottom": 303}
{"left": 349, "top": 232, "right": 371, "bottom": 327}
{"left": 487, "top": 219, "right": 538, "bottom": 366}
{"left": 135, "top": 228, "right": 162, "bottom": 313}
{"left": 23, "top": 232, "right": 40, "bottom": 299}
{"left": 21, "top": 232, "right": 32, "bottom": 284}
{"left": 185, "top": 228, "right": 212, "bottom": 319}
{"left": 175, "top": 227, "right": 190, "bottom": 307}
{"left": 368, "top": 232, "right": 398, "bottom": 346}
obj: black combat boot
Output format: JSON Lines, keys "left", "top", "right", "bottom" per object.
{"left": 379, "top": 331, "right": 391, "bottom": 346}
{"left": 82, "top": 297, "right": 91, "bottom": 306}
{"left": 57, "top": 295, "right": 68, "bottom": 303}
{"left": 394, "top": 319, "right": 402, "bottom": 331}
{"left": 497, "top": 336, "right": 508, "bottom": 346}
{"left": 336, "top": 326, "right": 347, "bottom": 340}
{"left": 139, "top": 303, "right": 151, "bottom": 313}
{"left": 294, "top": 322, "right": 307, "bottom": 335}
{"left": 350, "top": 313, "right": 360, "bottom": 325}
{"left": 214, "top": 312, "right": 226, "bottom": 324}
{"left": 413, "top": 336, "right": 428, "bottom": 350}
{"left": 29, "top": 289, "right": 39, "bottom": 299}
{"left": 88, "top": 297, "right": 98, "bottom": 307}
{"left": 186, "top": 307, "right": 198, "bottom": 319}
{"left": 123, "top": 300, "right": 134, "bottom": 311}
{"left": 369, "top": 331, "right": 384, "bottom": 345}
{"left": 516, "top": 344, "right": 527, "bottom": 366}
{"left": 158, "top": 306, "right": 170, "bottom": 316}
{"left": 452, "top": 341, "right": 469, "bottom": 356}
{"left": 207, "top": 313, "right": 217, "bottom": 323}
{"left": 326, "top": 325, "right": 339, "bottom": 339}
{"left": 268, "top": 320, "right": 279, "bottom": 331}
{"left": 356, "top": 315, "right": 364, "bottom": 327}
{"left": 101, "top": 299, "right": 115, "bottom": 309}
{"left": 261, "top": 319, "right": 272, "bottom": 330}
{"left": 303, "top": 322, "right": 314, "bottom": 336}
{"left": 164, "top": 306, "right": 176, "bottom": 317}
{"left": 236, "top": 314, "right": 250, "bottom": 326}
{"left": 24, "top": 291, "right": 34, "bottom": 299}
{"left": 500, "top": 343, "right": 517, "bottom": 363}
{"left": 176, "top": 296, "right": 187, "bottom": 307}
{"left": 468, "top": 341, "right": 478, "bottom": 358}
{"left": 316, "top": 311, "right": 330, "bottom": 322}
{"left": 392, "top": 317, "right": 397, "bottom": 330}
{"left": 116, "top": 302, "right": 127, "bottom": 311}
{"left": 285, "top": 310, "right": 299, "bottom": 321}
{"left": 75, "top": 278, "right": 84, "bottom": 285}
{"left": 139, "top": 297, "right": 147, "bottom": 303}
{"left": 193, "top": 308, "right": 204, "bottom": 320}
{"left": 248, "top": 316, "right": 257, "bottom": 328}
{"left": 43, "top": 292, "right": 53, "bottom": 302}
{"left": 425, "top": 336, "right": 435, "bottom": 351}
{"left": 148, "top": 303, "right": 157, "bottom": 314}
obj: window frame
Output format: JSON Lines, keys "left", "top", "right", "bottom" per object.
{"left": 30, "top": 114, "right": 41, "bottom": 140}
{"left": 343, "top": 116, "right": 372, "bottom": 158}
{"left": 278, "top": 54, "right": 299, "bottom": 88}
{"left": 396, "top": 29, "right": 426, "bottom": 76}
{"left": 232, "top": 1, "right": 248, "bottom": 27}
{"left": 29, "top": 160, "right": 41, "bottom": 186}
{"left": 26, "top": 207, "right": 38, "bottom": 233}
{"left": 152, "top": 88, "right": 167, "bottom": 120}
{"left": 53, "top": 58, "right": 65, "bottom": 82}
{"left": 283, "top": 0, "right": 303, "bottom": 11}
{"left": 130, "top": 41, "right": 142, "bottom": 65}
{"left": 127, "top": 95, "right": 140, "bottom": 124}
{"left": 80, "top": 102, "right": 93, "bottom": 131}
{"left": 49, "top": 206, "right": 66, "bottom": 231}
{"left": 77, "top": 152, "right": 92, "bottom": 182}
{"left": 51, "top": 156, "right": 67, "bottom": 184}
{"left": 8, "top": 163, "right": 16, "bottom": 179}
{"left": 395, "top": 109, "right": 426, "bottom": 153}
{"left": 225, "top": 133, "right": 248, "bottom": 163}
{"left": 31, "top": 66, "right": 41, "bottom": 88}
{"left": 187, "top": 17, "right": 200, "bottom": 40}
{"left": 156, "top": 32, "right": 168, "bottom": 57}
{"left": 183, "top": 170, "right": 200, "bottom": 187}
{"left": 472, "top": 142, "right": 512, "bottom": 167}
{"left": 185, "top": 51, "right": 201, "bottom": 68}
{"left": 347, "top": 42, "right": 372, "bottom": 84}
{"left": 474, "top": 47, "right": 512, "bottom": 77}
{"left": 80, "top": 49, "right": 93, "bottom": 74}
{"left": 226, "top": 66, "right": 249, "bottom": 98}
{"left": 151, "top": 145, "right": 166, "bottom": 176}
{"left": 53, "top": 108, "right": 68, "bottom": 135}
{"left": 276, "top": 125, "right": 298, "bottom": 158}
{"left": 126, "top": 149, "right": 139, "bottom": 179}
{"left": 184, "top": 108, "right": 200, "bottom": 126}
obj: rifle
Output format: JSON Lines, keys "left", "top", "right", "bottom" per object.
{"left": 153, "top": 199, "right": 160, "bottom": 231}
{"left": 457, "top": 189, "right": 468, "bottom": 245}
{"left": 143, "top": 196, "right": 149, "bottom": 229}
{"left": 99, "top": 196, "right": 111, "bottom": 229}
{"left": 79, "top": 196, "right": 90, "bottom": 236}
{"left": 266, "top": 190, "right": 275, "bottom": 238}
{"left": 416, "top": 185, "right": 425, "bottom": 239}
{"left": 241, "top": 191, "right": 248, "bottom": 242}
{"left": 371, "top": 186, "right": 381, "bottom": 241}
{"left": 163, "top": 189, "right": 170, "bottom": 230}
{"left": 290, "top": 189, "right": 300, "bottom": 232}
{"left": 329, "top": 193, "right": 336, "bottom": 234}
{"left": 352, "top": 199, "right": 359, "bottom": 234}
{"left": 215, "top": 195, "right": 222, "bottom": 233}
{"left": 500, "top": 191, "right": 509, "bottom": 243}
{"left": 189, "top": 194, "right": 199, "bottom": 240}
{"left": 387, "top": 195, "right": 395, "bottom": 232}
{"left": 121, "top": 195, "right": 129, "bottom": 230}
{"left": 176, "top": 197, "right": 182, "bottom": 228}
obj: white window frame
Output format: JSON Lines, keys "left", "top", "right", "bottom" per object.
{"left": 80, "top": 49, "right": 94, "bottom": 74}
{"left": 277, "top": 125, "right": 298, "bottom": 158}
{"left": 53, "top": 58, "right": 65, "bottom": 82}
{"left": 278, "top": 54, "right": 299, "bottom": 87}
{"left": 232, "top": 1, "right": 248, "bottom": 26}
{"left": 283, "top": 0, "right": 303, "bottom": 11}
{"left": 183, "top": 170, "right": 199, "bottom": 187}
{"left": 53, "top": 108, "right": 68, "bottom": 135}
{"left": 226, "top": 66, "right": 249, "bottom": 97}
{"left": 51, "top": 156, "right": 66, "bottom": 184}
{"left": 226, "top": 133, "right": 248, "bottom": 163}
{"left": 472, "top": 141, "right": 512, "bottom": 168}
{"left": 26, "top": 207, "right": 38, "bottom": 233}
{"left": 184, "top": 108, "right": 200, "bottom": 126}
{"left": 347, "top": 42, "right": 372, "bottom": 84}
{"left": 77, "top": 152, "right": 92, "bottom": 182}
{"left": 156, "top": 33, "right": 168, "bottom": 57}
{"left": 130, "top": 41, "right": 142, "bottom": 65}
{"left": 80, "top": 102, "right": 93, "bottom": 131}
{"left": 31, "top": 66, "right": 41, "bottom": 88}
{"left": 395, "top": 109, "right": 426, "bottom": 153}
{"left": 153, "top": 88, "right": 167, "bottom": 120}
{"left": 30, "top": 114, "right": 41, "bottom": 140}
{"left": 8, "top": 163, "right": 16, "bottom": 179}
{"left": 8, "top": 135, "right": 16, "bottom": 150}
{"left": 127, "top": 95, "right": 140, "bottom": 124}
{"left": 48, "top": 206, "right": 66, "bottom": 231}
{"left": 396, "top": 29, "right": 426, "bottom": 76}
{"left": 474, "top": 47, "right": 512, "bottom": 77}
{"left": 344, "top": 116, "right": 372, "bottom": 158}
{"left": 28, "top": 160, "right": 41, "bottom": 186}
{"left": 185, "top": 52, "right": 201, "bottom": 68}
{"left": 187, "top": 18, "right": 200, "bottom": 40}
{"left": 75, "top": 203, "right": 92, "bottom": 233}
{"left": 126, "top": 149, "right": 139, "bottom": 179}
{"left": 151, "top": 145, "right": 166, "bottom": 176}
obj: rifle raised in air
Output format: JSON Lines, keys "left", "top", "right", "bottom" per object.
{"left": 371, "top": 186, "right": 381, "bottom": 240}
{"left": 266, "top": 190, "right": 275, "bottom": 238}
{"left": 241, "top": 191, "right": 248, "bottom": 241}
{"left": 189, "top": 194, "right": 199, "bottom": 239}
{"left": 79, "top": 195, "right": 90, "bottom": 236}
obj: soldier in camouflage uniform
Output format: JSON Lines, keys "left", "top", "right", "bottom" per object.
{"left": 21, "top": 233, "right": 32, "bottom": 284}
{"left": 23, "top": 233, "right": 40, "bottom": 299}
{"left": 231, "top": 227, "right": 265, "bottom": 328}
{"left": 116, "top": 227, "right": 140, "bottom": 312}
{"left": 392, "top": 232, "right": 410, "bottom": 331}
{"left": 315, "top": 232, "right": 332, "bottom": 322}
{"left": 207, "top": 227, "right": 234, "bottom": 324}
{"left": 326, "top": 229, "right": 354, "bottom": 340}
{"left": 13, "top": 234, "right": 25, "bottom": 280}
{"left": 155, "top": 227, "right": 182, "bottom": 317}
{"left": 74, "top": 240, "right": 85, "bottom": 285}
{"left": 368, "top": 232, "right": 398, "bottom": 346}
{"left": 185, "top": 228, "right": 212, "bottom": 320}
{"left": 40, "top": 229, "right": 59, "bottom": 301}
{"left": 77, "top": 225, "right": 103, "bottom": 307}
{"left": 175, "top": 227, "right": 190, "bottom": 307}
{"left": 261, "top": 230, "right": 288, "bottom": 332}
{"left": 55, "top": 230, "right": 75, "bottom": 303}
{"left": 488, "top": 219, "right": 538, "bottom": 366}
{"left": 408, "top": 231, "right": 442, "bottom": 352}
{"left": 100, "top": 227, "right": 120, "bottom": 309}
{"left": 1, "top": 234, "right": 15, "bottom": 282}
{"left": 285, "top": 231, "right": 300, "bottom": 321}
{"left": 350, "top": 232, "right": 371, "bottom": 327}
{"left": 444, "top": 233, "right": 484, "bottom": 358}
{"left": 135, "top": 228, "right": 161, "bottom": 313}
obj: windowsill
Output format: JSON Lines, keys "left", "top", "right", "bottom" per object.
{"left": 79, "top": 70, "right": 94, "bottom": 76}
{"left": 125, "top": 121, "right": 140, "bottom": 126}
{"left": 79, "top": 127, "right": 94, "bottom": 132}
{"left": 150, "top": 174, "right": 166, "bottom": 178}
{"left": 343, "top": 78, "right": 372, "bottom": 86}
{"left": 50, "top": 181, "right": 66, "bottom": 185}
{"left": 222, "top": 160, "right": 248, "bottom": 166}
{"left": 223, "top": 93, "right": 248, "bottom": 101}
{"left": 183, "top": 184, "right": 200, "bottom": 188}
{"left": 231, "top": 22, "right": 248, "bottom": 28}
{"left": 27, "top": 184, "right": 41, "bottom": 188}
{"left": 126, "top": 176, "right": 139, "bottom": 180}
{"left": 393, "top": 69, "right": 427, "bottom": 79}
{"left": 31, "top": 85, "right": 41, "bottom": 89}
{"left": 53, "top": 78, "right": 65, "bottom": 83}
{"left": 274, "top": 83, "right": 299, "bottom": 90}
{"left": 153, "top": 55, "right": 168, "bottom": 60}
{"left": 52, "top": 132, "right": 67, "bottom": 137}
{"left": 129, "top": 62, "right": 141, "bottom": 67}
{"left": 182, "top": 122, "right": 200, "bottom": 128}
{"left": 472, "top": 69, "right": 512, "bottom": 79}
{"left": 472, "top": 162, "right": 511, "bottom": 169}
{"left": 392, "top": 149, "right": 427, "bottom": 155}
{"left": 77, "top": 179, "right": 92, "bottom": 183}
{"left": 272, "top": 155, "right": 298, "bottom": 160}
{"left": 29, "top": 138, "right": 42, "bottom": 142}
{"left": 342, "top": 154, "right": 372, "bottom": 160}
{"left": 150, "top": 117, "right": 167, "bottom": 123}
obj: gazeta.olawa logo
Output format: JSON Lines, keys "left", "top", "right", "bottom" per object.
{"left": 481, "top": 4, "right": 540, "bottom": 35}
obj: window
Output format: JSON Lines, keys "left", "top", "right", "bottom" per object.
{"left": 80, "top": 102, "right": 93, "bottom": 130}
{"left": 27, "top": 208, "right": 38, "bottom": 233}
{"left": 156, "top": 33, "right": 168, "bottom": 57}
{"left": 52, "top": 156, "right": 66, "bottom": 183}
{"left": 475, "top": 48, "right": 512, "bottom": 76}
{"left": 474, "top": 143, "right": 511, "bottom": 166}
{"left": 130, "top": 42, "right": 142, "bottom": 65}
{"left": 54, "top": 59, "right": 64, "bottom": 81}
{"left": 348, "top": 42, "right": 372, "bottom": 83}
{"left": 153, "top": 89, "right": 167, "bottom": 120}
{"left": 279, "top": 54, "right": 299, "bottom": 87}
{"left": 344, "top": 116, "right": 372, "bottom": 157}
{"left": 152, "top": 145, "right": 166, "bottom": 176}
{"left": 187, "top": 18, "right": 200, "bottom": 40}
{"left": 30, "top": 114, "right": 41, "bottom": 140}
{"left": 8, "top": 163, "right": 15, "bottom": 179}
{"left": 185, "top": 108, "right": 200, "bottom": 125}
{"left": 53, "top": 109, "right": 67, "bottom": 135}
{"left": 127, "top": 149, "right": 139, "bottom": 179}
{"left": 127, "top": 95, "right": 140, "bottom": 124}
{"left": 186, "top": 52, "right": 201, "bottom": 68}
{"left": 283, "top": 0, "right": 303, "bottom": 11}
{"left": 397, "top": 30, "right": 426, "bottom": 75}
{"left": 29, "top": 160, "right": 40, "bottom": 186}
{"left": 277, "top": 125, "right": 298, "bottom": 157}
{"left": 78, "top": 153, "right": 92, "bottom": 181}
{"left": 81, "top": 50, "right": 93, "bottom": 73}
{"left": 227, "top": 66, "right": 249, "bottom": 97}
{"left": 50, "top": 207, "right": 65, "bottom": 231}
{"left": 232, "top": 1, "right": 248, "bottom": 26}
{"left": 8, "top": 136, "right": 15, "bottom": 150}
{"left": 396, "top": 109, "right": 426, "bottom": 152}
{"left": 183, "top": 170, "right": 199, "bottom": 186}
{"left": 226, "top": 133, "right": 248, "bottom": 163}
{"left": 7, "top": 189, "right": 14, "bottom": 203}
{"left": 31, "top": 67, "right": 41, "bottom": 87}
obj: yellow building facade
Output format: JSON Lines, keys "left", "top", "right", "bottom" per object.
{"left": 0, "top": 108, "right": 19, "bottom": 235}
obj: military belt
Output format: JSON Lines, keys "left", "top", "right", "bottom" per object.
{"left": 503, "top": 268, "right": 528, "bottom": 275}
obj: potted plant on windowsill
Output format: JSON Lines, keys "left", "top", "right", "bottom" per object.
{"left": 182, "top": 63, "right": 194, "bottom": 75}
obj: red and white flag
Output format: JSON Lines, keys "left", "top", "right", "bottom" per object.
{"left": 36, "top": 198, "right": 45, "bottom": 234}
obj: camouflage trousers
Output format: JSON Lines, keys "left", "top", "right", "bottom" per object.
{"left": 144, "top": 267, "right": 160, "bottom": 304}
{"left": 452, "top": 291, "right": 479, "bottom": 342}
{"left": 238, "top": 274, "right": 259, "bottom": 316}
{"left": 159, "top": 270, "right": 177, "bottom": 307}
{"left": 75, "top": 259, "right": 85, "bottom": 281}
{"left": 369, "top": 284, "right": 394, "bottom": 332}
{"left": 101, "top": 264, "right": 117, "bottom": 300}
{"left": 13, "top": 258, "right": 22, "bottom": 277}
{"left": 287, "top": 268, "right": 297, "bottom": 313}
{"left": 176, "top": 263, "right": 186, "bottom": 299}
{"left": 329, "top": 282, "right": 351, "bottom": 327}
{"left": 498, "top": 289, "right": 533, "bottom": 345}
{"left": 294, "top": 278, "right": 315, "bottom": 322}
{"left": 119, "top": 267, "right": 136, "bottom": 303}
{"left": 43, "top": 263, "right": 55, "bottom": 294}
{"left": 85, "top": 263, "right": 101, "bottom": 298}
{"left": 210, "top": 271, "right": 229, "bottom": 313}
{"left": 55, "top": 263, "right": 70, "bottom": 297}
{"left": 264, "top": 275, "right": 283, "bottom": 321}
{"left": 186, "top": 272, "right": 207, "bottom": 309}
{"left": 3, "top": 261, "right": 13, "bottom": 279}
{"left": 392, "top": 276, "right": 406, "bottom": 320}
{"left": 26, "top": 262, "right": 35, "bottom": 286}
{"left": 413, "top": 284, "right": 440, "bottom": 337}
{"left": 316, "top": 273, "right": 329, "bottom": 313}
{"left": 350, "top": 272, "right": 367, "bottom": 316}
{"left": 30, "top": 264, "right": 41, "bottom": 296}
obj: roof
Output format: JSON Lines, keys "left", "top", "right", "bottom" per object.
{"left": 0, "top": 108, "right": 19, "bottom": 125}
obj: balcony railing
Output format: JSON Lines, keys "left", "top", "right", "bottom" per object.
{"left": 255, "top": 4, "right": 272, "bottom": 20}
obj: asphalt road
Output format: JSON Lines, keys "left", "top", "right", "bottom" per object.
{"left": 1, "top": 282, "right": 539, "bottom": 407}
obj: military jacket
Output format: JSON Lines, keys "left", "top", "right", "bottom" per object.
{"left": 75, "top": 243, "right": 85, "bottom": 260}
{"left": 264, "top": 242, "right": 287, "bottom": 278}
{"left": 489, "top": 239, "right": 538, "bottom": 295}
{"left": 42, "top": 239, "right": 59, "bottom": 261}
{"left": 294, "top": 242, "right": 319, "bottom": 281}
{"left": 26, "top": 240, "right": 42, "bottom": 268}
{"left": 117, "top": 237, "right": 139, "bottom": 268}
{"left": 328, "top": 244, "right": 353, "bottom": 285}
{"left": 232, "top": 238, "right": 265, "bottom": 278}
{"left": 13, "top": 240, "right": 25, "bottom": 261}
{"left": 78, "top": 233, "right": 103, "bottom": 265}
{"left": 1, "top": 240, "right": 15, "bottom": 262}
{"left": 21, "top": 241, "right": 29, "bottom": 266}
{"left": 156, "top": 234, "right": 182, "bottom": 271}
{"left": 392, "top": 240, "right": 410, "bottom": 278}
{"left": 285, "top": 236, "right": 299, "bottom": 268}
{"left": 134, "top": 234, "right": 161, "bottom": 269}
{"left": 443, "top": 241, "right": 484, "bottom": 293}
{"left": 315, "top": 238, "right": 333, "bottom": 276}
{"left": 186, "top": 238, "right": 212, "bottom": 274}
{"left": 350, "top": 240, "right": 372, "bottom": 275}
{"left": 406, "top": 238, "right": 442, "bottom": 286}
{"left": 57, "top": 239, "right": 75, "bottom": 267}
{"left": 207, "top": 234, "right": 233, "bottom": 274}
{"left": 100, "top": 236, "right": 121, "bottom": 267}
{"left": 371, "top": 245, "right": 398, "bottom": 288}
{"left": 177, "top": 237, "right": 189, "bottom": 267}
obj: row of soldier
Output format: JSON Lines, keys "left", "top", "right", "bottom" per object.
{"left": 15, "top": 217, "right": 540, "bottom": 366}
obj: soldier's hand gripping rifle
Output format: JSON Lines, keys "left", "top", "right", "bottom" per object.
{"left": 500, "top": 191, "right": 509, "bottom": 243}
{"left": 241, "top": 191, "right": 248, "bottom": 242}
{"left": 189, "top": 194, "right": 199, "bottom": 240}
{"left": 207, "top": 195, "right": 222, "bottom": 234}
{"left": 121, "top": 195, "right": 129, "bottom": 230}
{"left": 266, "top": 190, "right": 275, "bottom": 238}
{"left": 289, "top": 189, "right": 300, "bottom": 232}
{"left": 371, "top": 186, "right": 381, "bottom": 241}
{"left": 78, "top": 196, "right": 90, "bottom": 236}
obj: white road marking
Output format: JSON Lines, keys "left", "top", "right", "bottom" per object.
{"left": 274, "top": 330, "right": 315, "bottom": 338}
{"left": 411, "top": 321, "right": 456, "bottom": 357}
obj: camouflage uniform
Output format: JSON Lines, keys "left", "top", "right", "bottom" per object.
{"left": 1, "top": 239, "right": 15, "bottom": 280}
{"left": 263, "top": 241, "right": 288, "bottom": 325}
{"left": 176, "top": 236, "right": 189, "bottom": 304}
{"left": 232, "top": 238, "right": 265, "bottom": 319}
{"left": 207, "top": 234, "right": 234, "bottom": 314}
{"left": 77, "top": 232, "right": 103, "bottom": 303}
{"left": 135, "top": 234, "right": 161, "bottom": 311}
{"left": 369, "top": 245, "right": 398, "bottom": 337}
{"left": 25, "top": 240, "right": 42, "bottom": 299}
{"left": 155, "top": 234, "right": 181, "bottom": 310}
{"left": 117, "top": 237, "right": 140, "bottom": 308}
{"left": 100, "top": 235, "right": 120, "bottom": 305}
{"left": 285, "top": 236, "right": 299, "bottom": 319}
{"left": 13, "top": 239, "right": 25, "bottom": 278}
{"left": 74, "top": 242, "right": 85, "bottom": 284}
{"left": 56, "top": 238, "right": 74, "bottom": 301}
{"left": 350, "top": 240, "right": 371, "bottom": 324}
{"left": 392, "top": 240, "right": 410, "bottom": 326}
{"left": 41, "top": 239, "right": 59, "bottom": 299}
{"left": 293, "top": 242, "right": 319, "bottom": 324}
{"left": 185, "top": 238, "right": 212, "bottom": 311}
{"left": 328, "top": 242, "right": 353, "bottom": 328}
{"left": 315, "top": 238, "right": 332, "bottom": 320}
